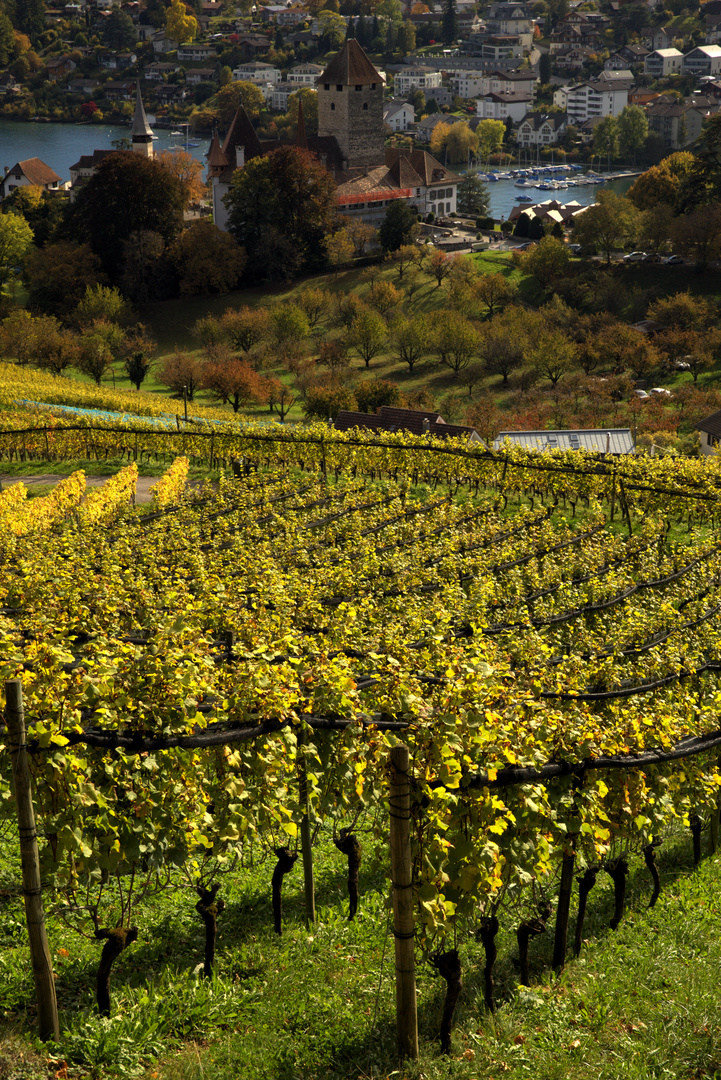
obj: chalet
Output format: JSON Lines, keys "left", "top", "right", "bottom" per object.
{"left": 44, "top": 54, "right": 77, "bottom": 80}
{"left": 476, "top": 91, "right": 533, "bottom": 122}
{"left": 177, "top": 43, "right": 219, "bottom": 62}
{"left": 383, "top": 99, "right": 415, "bottom": 132}
{"left": 143, "top": 62, "right": 180, "bottom": 81}
{"left": 185, "top": 68, "right": 219, "bottom": 86}
{"left": 0, "top": 158, "right": 63, "bottom": 200}
{"left": 516, "top": 112, "right": 567, "bottom": 146}
{"left": 696, "top": 410, "right": 721, "bottom": 455}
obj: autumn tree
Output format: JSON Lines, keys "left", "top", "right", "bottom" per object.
{"left": 636, "top": 202, "right": 674, "bottom": 254}
{"left": 475, "top": 119, "right": 505, "bottom": 160}
{"left": 516, "top": 235, "right": 570, "bottom": 290}
{"left": 73, "top": 284, "right": 133, "bottom": 330}
{"left": 303, "top": 384, "right": 357, "bottom": 420}
{"left": 265, "top": 376, "right": 296, "bottom": 422}
{"left": 473, "top": 272, "right": 516, "bottom": 317}
{"left": 225, "top": 146, "right": 337, "bottom": 280}
{"left": 528, "top": 325, "right": 577, "bottom": 386}
{"left": 203, "top": 353, "right": 266, "bottom": 411}
{"left": 445, "top": 121, "right": 478, "bottom": 164}
{"left": 426, "top": 249, "right": 456, "bottom": 288}
{"left": 166, "top": 0, "right": 197, "bottom": 43}
{"left": 168, "top": 221, "right": 247, "bottom": 296}
{"left": 156, "top": 149, "right": 206, "bottom": 207}
{"left": 157, "top": 353, "right": 204, "bottom": 399}
{"left": 343, "top": 219, "right": 377, "bottom": 255}
{"left": 75, "top": 319, "right": 126, "bottom": 385}
{"left": 627, "top": 152, "right": 694, "bottom": 212}
{"left": 296, "top": 288, "right": 332, "bottom": 332}
{"left": 431, "top": 311, "right": 480, "bottom": 379}
{"left": 429, "top": 120, "right": 451, "bottom": 158}
{"left": 670, "top": 203, "right": 721, "bottom": 267}
{"left": 386, "top": 243, "right": 420, "bottom": 281}
{"left": 218, "top": 306, "right": 270, "bottom": 355}
{"left": 355, "top": 378, "right": 400, "bottom": 413}
{"left": 213, "top": 80, "right": 265, "bottom": 126}
{"left": 367, "top": 279, "right": 403, "bottom": 317}
{"left": 23, "top": 241, "right": 105, "bottom": 320}
{"left": 647, "top": 291, "right": 718, "bottom": 331}
{"left": 347, "top": 306, "right": 387, "bottom": 368}
{"left": 393, "top": 313, "right": 431, "bottom": 372}
{"left": 270, "top": 303, "right": 310, "bottom": 359}
{"left": 654, "top": 327, "right": 715, "bottom": 383}
{"left": 0, "top": 212, "right": 34, "bottom": 290}
{"left": 571, "top": 191, "right": 638, "bottom": 265}
{"left": 325, "top": 228, "right": 355, "bottom": 274}
{"left": 479, "top": 307, "right": 529, "bottom": 385}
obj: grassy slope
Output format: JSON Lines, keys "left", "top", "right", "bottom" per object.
{"left": 1, "top": 827, "right": 720, "bottom": 1080}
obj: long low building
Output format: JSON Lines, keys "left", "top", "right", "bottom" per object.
{"left": 493, "top": 429, "right": 635, "bottom": 454}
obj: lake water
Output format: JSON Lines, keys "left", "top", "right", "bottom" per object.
{"left": 0, "top": 118, "right": 635, "bottom": 219}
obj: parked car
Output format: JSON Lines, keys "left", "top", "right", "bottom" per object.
{"left": 664, "top": 254, "right": 684, "bottom": 265}
{"left": 650, "top": 387, "right": 672, "bottom": 397}
{"left": 568, "top": 243, "right": 582, "bottom": 254}
{"left": 634, "top": 389, "right": 650, "bottom": 399}
{"left": 623, "top": 251, "right": 647, "bottom": 263}
{"left": 672, "top": 358, "right": 691, "bottom": 370}
{"left": 643, "top": 252, "right": 662, "bottom": 263}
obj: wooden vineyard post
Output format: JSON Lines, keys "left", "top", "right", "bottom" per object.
{"left": 297, "top": 728, "right": 315, "bottom": 927}
{"left": 389, "top": 744, "right": 419, "bottom": 1061}
{"left": 552, "top": 849, "right": 575, "bottom": 972}
{"left": 4, "top": 680, "right": 59, "bottom": 1041}
{"left": 710, "top": 755, "right": 721, "bottom": 855}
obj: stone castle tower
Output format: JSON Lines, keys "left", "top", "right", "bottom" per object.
{"left": 316, "top": 40, "right": 384, "bottom": 170}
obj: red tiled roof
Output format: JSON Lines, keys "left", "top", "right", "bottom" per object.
{"left": 11, "top": 157, "right": 61, "bottom": 186}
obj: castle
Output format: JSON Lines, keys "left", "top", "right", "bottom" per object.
{"left": 207, "top": 40, "right": 461, "bottom": 231}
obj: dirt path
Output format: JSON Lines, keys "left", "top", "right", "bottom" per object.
{"left": 0, "top": 474, "right": 162, "bottom": 504}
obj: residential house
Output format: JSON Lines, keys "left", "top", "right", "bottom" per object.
{"left": 383, "top": 99, "right": 415, "bottom": 131}
{"left": 415, "top": 112, "right": 465, "bottom": 143}
{"left": 44, "top": 54, "right": 77, "bottom": 80}
{"left": 549, "top": 22, "right": 602, "bottom": 53}
{"left": 143, "top": 62, "right": 180, "bottom": 81}
{"left": 178, "top": 43, "right": 218, "bottom": 62}
{"left": 185, "top": 68, "right": 219, "bottom": 86}
{"left": 98, "top": 51, "right": 137, "bottom": 70}
{"left": 67, "top": 76, "right": 100, "bottom": 94}
{"left": 683, "top": 44, "right": 721, "bottom": 76}
{"left": 480, "top": 37, "right": 524, "bottom": 60}
{"left": 486, "top": 2, "right": 532, "bottom": 40}
{"left": 646, "top": 99, "right": 707, "bottom": 147}
{"left": 563, "top": 79, "right": 629, "bottom": 123}
{"left": 232, "top": 60, "right": 281, "bottom": 84}
{"left": 270, "top": 82, "right": 304, "bottom": 110}
{"left": 101, "top": 80, "right": 137, "bottom": 101}
{"left": 1, "top": 158, "right": 62, "bottom": 199}
{"left": 234, "top": 33, "right": 273, "bottom": 57}
{"left": 648, "top": 25, "right": 673, "bottom": 50}
{"left": 334, "top": 407, "right": 481, "bottom": 443}
{"left": 0, "top": 72, "right": 22, "bottom": 95}
{"left": 516, "top": 111, "right": 567, "bottom": 146}
{"left": 156, "top": 84, "right": 187, "bottom": 105}
{"left": 393, "top": 66, "right": 442, "bottom": 95}
{"left": 610, "top": 43, "right": 649, "bottom": 67}
{"left": 452, "top": 68, "right": 536, "bottom": 99}
{"left": 552, "top": 45, "right": 595, "bottom": 72}
{"left": 152, "top": 31, "right": 178, "bottom": 54}
{"left": 696, "top": 409, "right": 721, "bottom": 455}
{"left": 477, "top": 90, "right": 533, "bottom": 121}
{"left": 644, "top": 48, "right": 683, "bottom": 77}
{"left": 288, "top": 62, "right": 324, "bottom": 85}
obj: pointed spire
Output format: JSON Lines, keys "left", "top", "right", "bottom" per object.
{"left": 207, "top": 127, "right": 228, "bottom": 172}
{"left": 132, "top": 81, "right": 154, "bottom": 142}
{"left": 295, "top": 95, "right": 308, "bottom": 150}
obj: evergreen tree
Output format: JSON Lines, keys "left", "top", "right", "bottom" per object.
{"left": 274, "top": 26, "right": 283, "bottom": 48}
{"left": 346, "top": 16, "right": 355, "bottom": 39}
{"left": 14, "top": 0, "right": 44, "bottom": 42}
{"left": 442, "top": 0, "right": 457, "bottom": 45}
{"left": 539, "top": 51, "right": 551, "bottom": 84}
{"left": 372, "top": 14, "right": 380, "bottom": 38}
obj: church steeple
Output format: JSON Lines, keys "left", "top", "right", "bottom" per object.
{"left": 132, "top": 82, "right": 154, "bottom": 159}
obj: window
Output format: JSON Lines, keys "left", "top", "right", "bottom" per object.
{"left": 324, "top": 83, "right": 329, "bottom": 90}
{"left": 330, "top": 102, "right": 335, "bottom": 110}
{"left": 430, "top": 190, "right": 436, "bottom": 201}
{"left": 371, "top": 82, "right": 376, "bottom": 89}
{"left": 355, "top": 84, "right": 362, "bottom": 91}
{"left": 363, "top": 102, "right": 368, "bottom": 110}
{"left": 336, "top": 84, "right": 343, "bottom": 91}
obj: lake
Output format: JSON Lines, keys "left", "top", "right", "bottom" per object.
{"left": 0, "top": 118, "right": 636, "bottom": 220}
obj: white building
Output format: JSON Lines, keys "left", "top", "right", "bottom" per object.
{"left": 644, "top": 47, "right": 683, "bottom": 77}
{"left": 453, "top": 68, "right": 535, "bottom": 99}
{"left": 516, "top": 112, "right": 567, "bottom": 146}
{"left": 393, "top": 66, "right": 442, "bottom": 96}
{"left": 563, "top": 80, "right": 629, "bottom": 123}
{"left": 476, "top": 91, "right": 533, "bottom": 121}
{"left": 232, "top": 62, "right": 281, "bottom": 85}
{"left": 383, "top": 99, "right": 415, "bottom": 131}
{"left": 683, "top": 44, "right": 721, "bottom": 76}
{"left": 288, "top": 63, "right": 323, "bottom": 85}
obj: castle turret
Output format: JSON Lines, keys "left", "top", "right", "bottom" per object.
{"left": 316, "top": 40, "right": 384, "bottom": 170}
{"left": 131, "top": 82, "right": 154, "bottom": 159}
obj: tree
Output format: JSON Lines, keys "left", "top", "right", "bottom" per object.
{"left": 516, "top": 236, "right": 570, "bottom": 290}
{"left": 445, "top": 122, "right": 478, "bottom": 164}
{"left": 387, "top": 243, "right": 421, "bottom": 281}
{"left": 287, "top": 88, "right": 319, "bottom": 137}
{"left": 539, "top": 51, "right": 551, "bottom": 84}
{"left": 442, "top": 0, "right": 456, "bottom": 44}
{"left": 571, "top": 191, "right": 639, "bottom": 266}
{"left": 393, "top": 313, "right": 431, "bottom": 372}
{"left": 367, "top": 280, "right": 403, "bottom": 317}
{"left": 347, "top": 306, "right": 387, "bottom": 368}
{"left": 124, "top": 352, "right": 152, "bottom": 391}
{"left": 303, "top": 385, "right": 357, "bottom": 420}
{"left": 480, "top": 307, "right": 529, "bottom": 385}
{"left": 528, "top": 325, "right": 577, "bottom": 385}
{"left": 203, "top": 354, "right": 266, "bottom": 412}
{"left": 0, "top": 11, "right": 14, "bottom": 66}
{"left": 102, "top": 9, "right": 137, "bottom": 50}
{"left": 156, "top": 149, "right": 207, "bottom": 208}
{"left": 168, "top": 221, "right": 247, "bottom": 296}
{"left": 430, "top": 121, "right": 451, "bottom": 158}
{"left": 456, "top": 171, "right": 491, "bottom": 218}
{"left": 617, "top": 105, "right": 648, "bottom": 166}
{"left": 670, "top": 203, "right": 721, "bottom": 267}
{"left": 270, "top": 303, "right": 310, "bottom": 357}
{"left": 593, "top": 115, "right": 619, "bottom": 163}
{"left": 355, "top": 378, "right": 400, "bottom": 412}
{"left": 264, "top": 377, "right": 296, "bottom": 423}
{"left": 343, "top": 219, "right": 377, "bottom": 255}
{"left": 68, "top": 155, "right": 185, "bottom": 280}
{"left": 637, "top": 202, "right": 674, "bottom": 254}
{"left": 225, "top": 146, "right": 337, "bottom": 280}
{"left": 656, "top": 327, "right": 716, "bottom": 383}
{"left": 165, "top": 0, "right": 197, "bottom": 43}
{"left": 473, "top": 273, "right": 516, "bottom": 318}
{"left": 23, "top": 241, "right": 105, "bottom": 320}
{"left": 397, "top": 18, "right": 416, "bottom": 54}
{"left": 476, "top": 119, "right": 505, "bottom": 161}
{"left": 213, "top": 80, "right": 265, "bottom": 126}
{"left": 325, "top": 228, "right": 355, "bottom": 274}
{"left": 0, "top": 213, "right": 33, "bottom": 290}
{"left": 684, "top": 113, "right": 721, "bottom": 208}
{"left": 157, "top": 353, "right": 204, "bottom": 399}
{"left": 75, "top": 319, "right": 125, "bottom": 385}
{"left": 377, "top": 200, "right": 419, "bottom": 252}
{"left": 119, "top": 231, "right": 173, "bottom": 304}
{"left": 627, "top": 152, "right": 694, "bottom": 212}
{"left": 431, "top": 311, "right": 480, "bottom": 379}
{"left": 74, "top": 284, "right": 133, "bottom": 330}
{"left": 14, "top": 0, "right": 44, "bottom": 42}
{"left": 296, "top": 288, "right": 331, "bottom": 332}
{"left": 647, "top": 291, "right": 718, "bottom": 332}
{"left": 426, "top": 249, "right": 456, "bottom": 288}
{"left": 219, "top": 306, "right": 270, "bottom": 353}
{"left": 318, "top": 8, "right": 347, "bottom": 48}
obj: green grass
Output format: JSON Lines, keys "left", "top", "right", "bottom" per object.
{"left": 2, "top": 825, "right": 721, "bottom": 1080}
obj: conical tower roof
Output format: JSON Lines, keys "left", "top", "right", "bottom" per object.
{"left": 206, "top": 128, "right": 228, "bottom": 170}
{"left": 319, "top": 40, "right": 383, "bottom": 86}
{"left": 132, "top": 82, "right": 154, "bottom": 140}
{"left": 221, "top": 105, "right": 263, "bottom": 162}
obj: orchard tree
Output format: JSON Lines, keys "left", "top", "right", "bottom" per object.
{"left": 225, "top": 146, "right": 337, "bottom": 279}
{"left": 0, "top": 212, "right": 33, "bottom": 290}
{"left": 168, "top": 221, "right": 247, "bottom": 295}
{"left": 325, "top": 228, "right": 355, "bottom": 274}
{"left": 516, "top": 235, "right": 570, "bottom": 289}
{"left": 473, "top": 272, "right": 516, "bottom": 318}
{"left": 203, "top": 354, "right": 266, "bottom": 411}
{"left": 73, "top": 284, "right": 133, "bottom": 330}
{"left": 529, "top": 325, "right": 577, "bottom": 386}
{"left": 347, "top": 306, "right": 387, "bottom": 368}
{"left": 75, "top": 320, "right": 125, "bottom": 385}
{"left": 480, "top": 307, "right": 529, "bottom": 385}
{"left": 303, "top": 384, "right": 357, "bottom": 420}
{"left": 393, "top": 313, "right": 432, "bottom": 372}
{"left": 68, "top": 155, "right": 185, "bottom": 279}
{"left": 220, "top": 306, "right": 270, "bottom": 354}
{"left": 157, "top": 353, "right": 204, "bottom": 399}
{"left": 355, "top": 378, "right": 400, "bottom": 412}
{"left": 296, "top": 288, "right": 332, "bottom": 331}
{"left": 431, "top": 311, "right": 480, "bottom": 379}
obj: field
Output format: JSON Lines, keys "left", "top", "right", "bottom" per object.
{"left": 1, "top": 436, "right": 721, "bottom": 1077}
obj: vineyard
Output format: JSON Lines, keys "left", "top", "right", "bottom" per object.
{"left": 2, "top": 431, "right": 721, "bottom": 1076}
